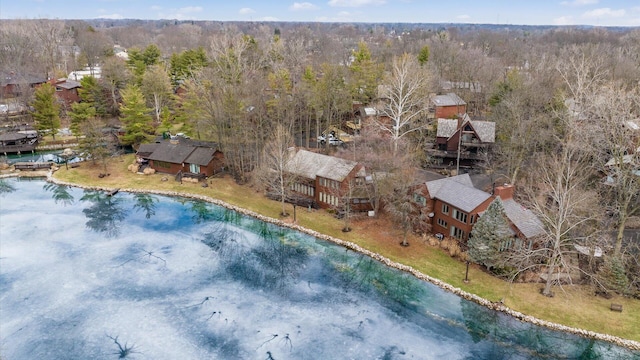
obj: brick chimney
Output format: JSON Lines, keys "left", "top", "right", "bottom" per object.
{"left": 493, "top": 184, "right": 514, "bottom": 200}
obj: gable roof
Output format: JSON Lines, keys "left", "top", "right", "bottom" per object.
{"left": 136, "top": 143, "right": 159, "bottom": 157}
{"left": 54, "top": 79, "right": 81, "bottom": 90}
{"left": 185, "top": 147, "right": 218, "bottom": 166}
{"left": 432, "top": 93, "right": 466, "bottom": 107}
{"left": 502, "top": 199, "right": 545, "bottom": 239}
{"left": 436, "top": 116, "right": 495, "bottom": 143}
{"left": 425, "top": 174, "right": 491, "bottom": 213}
{"left": 436, "top": 118, "right": 459, "bottom": 138}
{"left": 0, "top": 71, "right": 47, "bottom": 87}
{"left": 470, "top": 120, "right": 495, "bottom": 143}
{"left": 147, "top": 142, "right": 196, "bottom": 164}
{"left": 286, "top": 149, "right": 364, "bottom": 182}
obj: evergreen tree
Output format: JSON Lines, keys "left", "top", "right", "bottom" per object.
{"left": 31, "top": 83, "right": 60, "bottom": 140}
{"left": 69, "top": 102, "right": 96, "bottom": 138}
{"left": 119, "top": 84, "right": 154, "bottom": 147}
{"left": 468, "top": 197, "right": 512, "bottom": 270}
{"left": 349, "top": 41, "right": 383, "bottom": 104}
{"left": 78, "top": 76, "right": 108, "bottom": 117}
{"left": 78, "top": 117, "right": 112, "bottom": 173}
{"left": 417, "top": 45, "right": 430, "bottom": 66}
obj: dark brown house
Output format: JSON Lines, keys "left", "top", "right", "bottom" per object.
{"left": 284, "top": 149, "right": 371, "bottom": 211}
{"left": 428, "top": 114, "right": 495, "bottom": 167}
{"left": 50, "top": 78, "right": 81, "bottom": 108}
{"left": 136, "top": 138, "right": 224, "bottom": 178}
{"left": 1, "top": 71, "right": 47, "bottom": 99}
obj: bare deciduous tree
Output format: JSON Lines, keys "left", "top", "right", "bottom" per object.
{"left": 375, "top": 53, "right": 431, "bottom": 156}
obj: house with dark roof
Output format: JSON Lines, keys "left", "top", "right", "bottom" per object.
{"left": 414, "top": 174, "right": 544, "bottom": 244}
{"left": 136, "top": 138, "right": 224, "bottom": 179}
{"left": 1, "top": 71, "right": 47, "bottom": 98}
{"left": 50, "top": 78, "right": 81, "bottom": 108}
{"left": 427, "top": 114, "right": 495, "bottom": 167}
{"left": 284, "top": 149, "right": 371, "bottom": 211}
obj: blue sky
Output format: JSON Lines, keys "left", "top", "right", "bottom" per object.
{"left": 1, "top": 0, "right": 638, "bottom": 26}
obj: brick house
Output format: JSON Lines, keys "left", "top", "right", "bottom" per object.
{"left": 415, "top": 174, "right": 544, "bottom": 244}
{"left": 431, "top": 93, "right": 467, "bottom": 119}
{"left": 284, "top": 149, "right": 371, "bottom": 211}
{"left": 136, "top": 138, "right": 224, "bottom": 179}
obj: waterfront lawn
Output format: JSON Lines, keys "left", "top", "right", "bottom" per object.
{"left": 52, "top": 155, "right": 640, "bottom": 343}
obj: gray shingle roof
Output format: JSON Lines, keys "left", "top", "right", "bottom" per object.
{"left": 286, "top": 149, "right": 363, "bottom": 182}
{"left": 436, "top": 119, "right": 458, "bottom": 138}
{"left": 185, "top": 147, "right": 217, "bottom": 166}
{"left": 136, "top": 143, "right": 159, "bottom": 157}
{"left": 470, "top": 120, "right": 495, "bottom": 143}
{"left": 432, "top": 93, "right": 466, "bottom": 107}
{"left": 148, "top": 142, "right": 195, "bottom": 164}
{"left": 502, "top": 199, "right": 545, "bottom": 239}
{"left": 55, "top": 80, "right": 81, "bottom": 89}
{"left": 436, "top": 117, "right": 495, "bottom": 143}
{"left": 426, "top": 174, "right": 491, "bottom": 212}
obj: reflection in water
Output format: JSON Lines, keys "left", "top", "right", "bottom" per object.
{"left": 459, "top": 298, "right": 620, "bottom": 359}
{"left": 1, "top": 178, "right": 638, "bottom": 359}
{"left": 132, "top": 193, "right": 158, "bottom": 219}
{"left": 0, "top": 179, "right": 16, "bottom": 195}
{"left": 190, "top": 200, "right": 216, "bottom": 224}
{"left": 80, "top": 190, "right": 127, "bottom": 237}
{"left": 43, "top": 182, "right": 74, "bottom": 206}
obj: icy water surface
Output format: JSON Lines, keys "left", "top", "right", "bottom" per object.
{"left": 0, "top": 178, "right": 638, "bottom": 359}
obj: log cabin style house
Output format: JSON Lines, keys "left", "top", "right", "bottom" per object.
{"left": 136, "top": 137, "right": 224, "bottom": 179}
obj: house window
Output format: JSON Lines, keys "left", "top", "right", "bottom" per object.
{"left": 500, "top": 238, "right": 514, "bottom": 251}
{"left": 452, "top": 209, "right": 468, "bottom": 223}
{"left": 470, "top": 214, "right": 476, "bottom": 224}
{"left": 450, "top": 226, "right": 465, "bottom": 240}
{"left": 442, "top": 204, "right": 449, "bottom": 214}
{"left": 189, "top": 163, "right": 200, "bottom": 173}
{"left": 155, "top": 161, "right": 171, "bottom": 169}
{"left": 413, "top": 193, "right": 426, "bottom": 207}
{"left": 437, "top": 218, "right": 448, "bottom": 228}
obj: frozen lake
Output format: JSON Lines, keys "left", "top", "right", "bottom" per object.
{"left": 0, "top": 178, "right": 637, "bottom": 359}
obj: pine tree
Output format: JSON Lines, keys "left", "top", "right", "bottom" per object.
{"left": 69, "top": 102, "right": 96, "bottom": 138}
{"left": 31, "top": 83, "right": 60, "bottom": 140}
{"left": 119, "top": 84, "right": 154, "bottom": 147}
{"left": 468, "top": 197, "right": 512, "bottom": 269}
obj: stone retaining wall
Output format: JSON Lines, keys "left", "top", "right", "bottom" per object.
{"left": 15, "top": 170, "right": 636, "bottom": 352}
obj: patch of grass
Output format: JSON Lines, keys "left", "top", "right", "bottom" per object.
{"left": 52, "top": 155, "right": 640, "bottom": 343}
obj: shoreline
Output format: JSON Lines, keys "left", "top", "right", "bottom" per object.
{"left": 3, "top": 170, "right": 640, "bottom": 351}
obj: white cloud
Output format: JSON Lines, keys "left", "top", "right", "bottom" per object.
{"left": 582, "top": 8, "right": 626, "bottom": 18}
{"left": 456, "top": 14, "right": 470, "bottom": 20}
{"left": 97, "top": 13, "right": 124, "bottom": 19}
{"left": 162, "top": 6, "right": 204, "bottom": 20}
{"left": 317, "top": 10, "right": 355, "bottom": 21}
{"left": 328, "top": 0, "right": 386, "bottom": 8}
{"left": 239, "top": 7, "right": 256, "bottom": 15}
{"left": 290, "top": 2, "right": 319, "bottom": 11}
{"left": 262, "top": 16, "right": 280, "bottom": 21}
{"left": 178, "top": 6, "right": 203, "bottom": 14}
{"left": 150, "top": 5, "right": 162, "bottom": 11}
{"left": 560, "top": 0, "right": 598, "bottom": 6}
{"left": 553, "top": 15, "right": 574, "bottom": 25}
